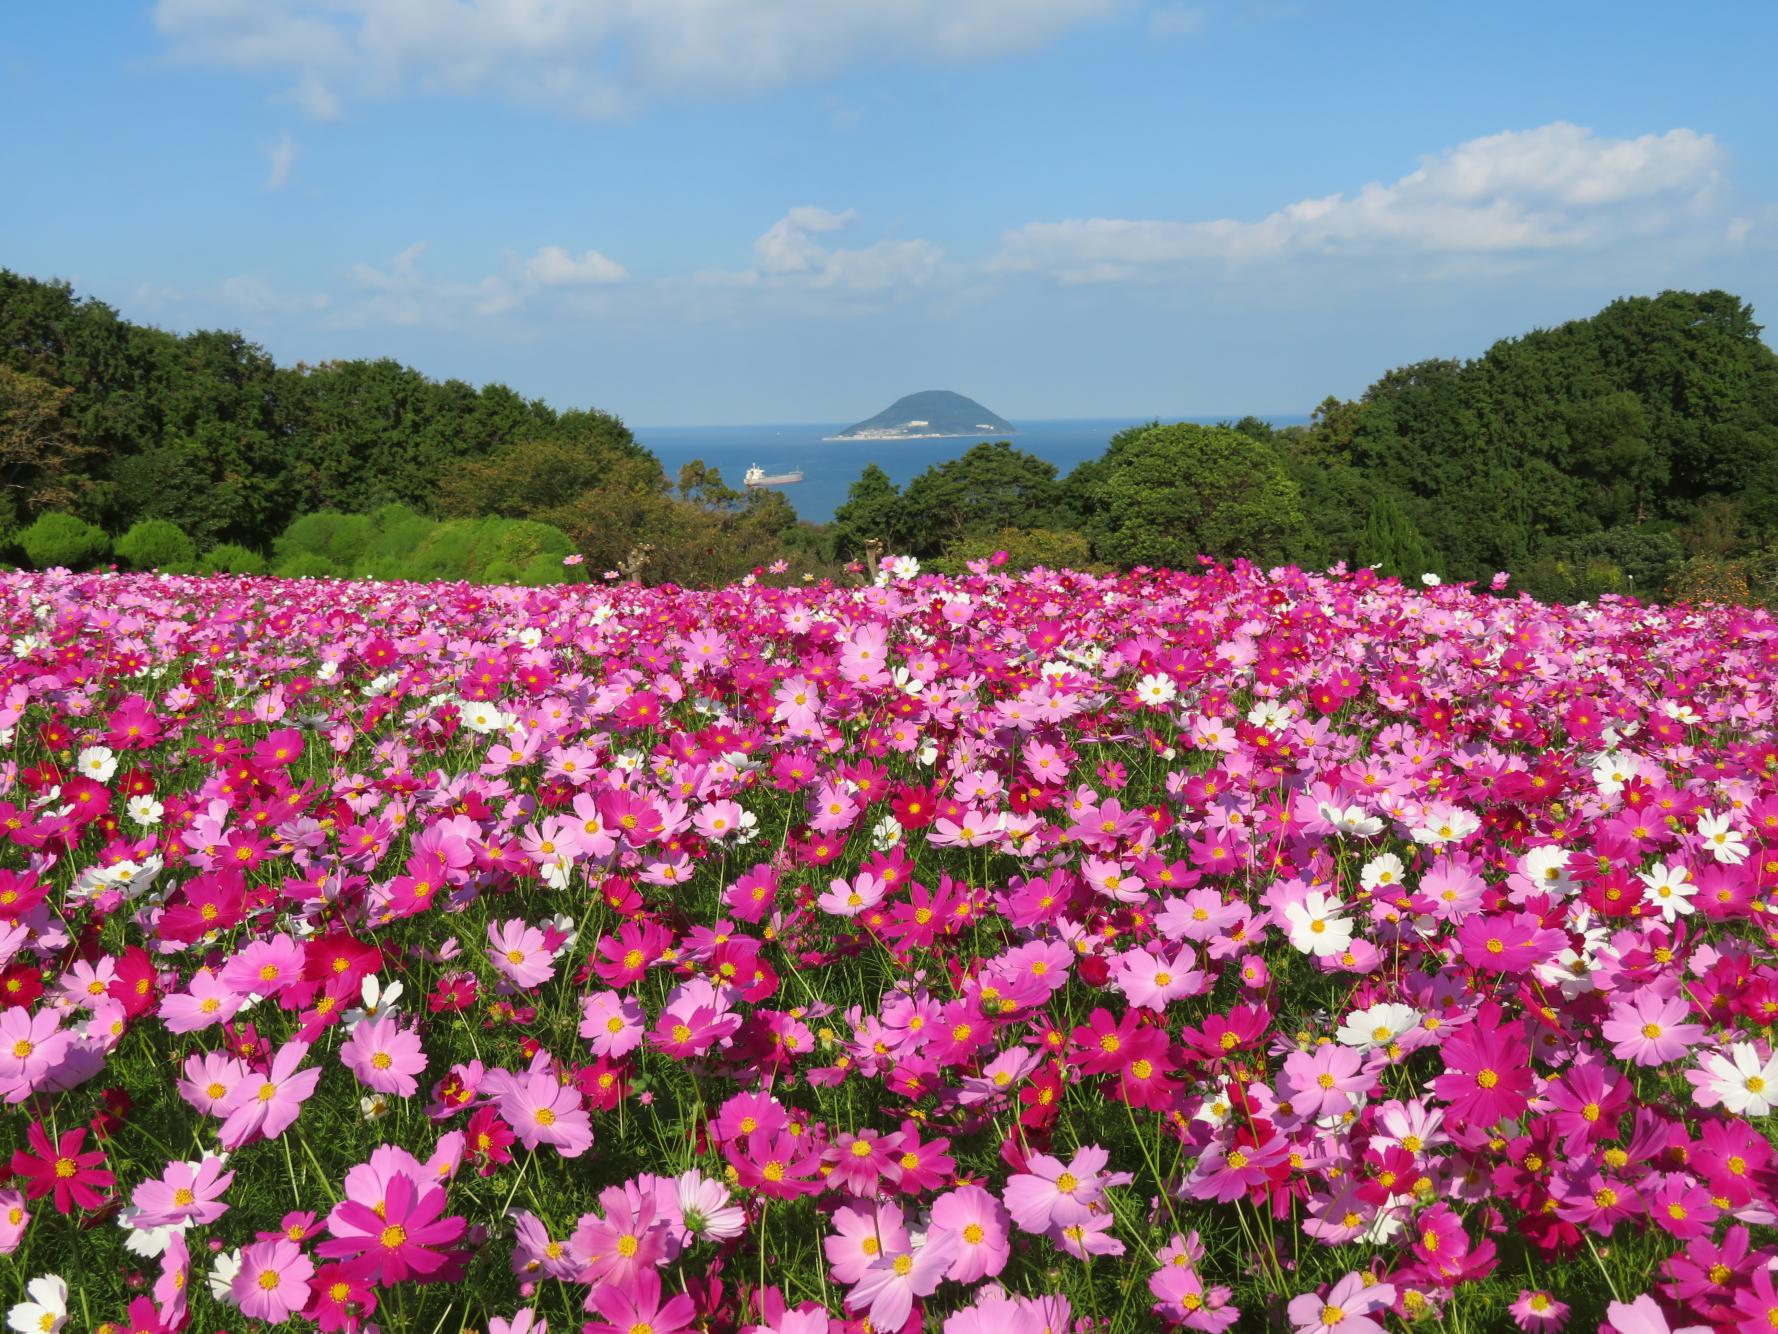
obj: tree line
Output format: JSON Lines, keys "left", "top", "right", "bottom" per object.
{"left": 5, "top": 267, "right": 1778, "bottom": 600}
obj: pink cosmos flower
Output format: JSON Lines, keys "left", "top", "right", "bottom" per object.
{"left": 488, "top": 918, "right": 556, "bottom": 989}
{"left": 579, "top": 991, "right": 646, "bottom": 1058}
{"left": 846, "top": 1232, "right": 958, "bottom": 1331}
{"left": 1286, "top": 1272, "right": 1394, "bottom": 1334}
{"left": 673, "top": 1170, "right": 745, "bottom": 1242}
{"left": 158, "top": 969, "right": 245, "bottom": 1034}
{"left": 216, "top": 1040, "right": 323, "bottom": 1149}
{"left": 570, "top": 1181, "right": 668, "bottom": 1287}
{"left": 1600, "top": 991, "right": 1705, "bottom": 1066}
{"left": 1004, "top": 1144, "right": 1115, "bottom": 1233}
{"left": 494, "top": 1068, "right": 593, "bottom": 1157}
{"left": 1509, "top": 1288, "right": 1570, "bottom": 1331}
{"left": 1279, "top": 1045, "right": 1371, "bottom": 1120}
{"left": 928, "top": 1184, "right": 1011, "bottom": 1282}
{"left": 0, "top": 1188, "right": 29, "bottom": 1253}
{"left": 131, "top": 1155, "right": 235, "bottom": 1227}
{"left": 1603, "top": 1294, "right": 1711, "bottom": 1334}
{"left": 218, "top": 932, "right": 306, "bottom": 998}
{"left": 155, "top": 1229, "right": 190, "bottom": 1328}
{"left": 318, "top": 1171, "right": 466, "bottom": 1283}
{"left": 825, "top": 1202, "right": 910, "bottom": 1284}
{"left": 339, "top": 1015, "right": 427, "bottom": 1097}
{"left": 179, "top": 1050, "right": 248, "bottom": 1117}
{"left": 0, "top": 1006, "right": 73, "bottom": 1103}
{"left": 583, "top": 1269, "right": 696, "bottom": 1334}
{"left": 234, "top": 1238, "right": 314, "bottom": 1324}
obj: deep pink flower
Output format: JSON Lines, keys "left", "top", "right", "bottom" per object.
{"left": 318, "top": 1172, "right": 466, "bottom": 1283}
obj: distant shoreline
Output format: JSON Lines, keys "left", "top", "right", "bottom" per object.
{"left": 820, "top": 430, "right": 1021, "bottom": 442}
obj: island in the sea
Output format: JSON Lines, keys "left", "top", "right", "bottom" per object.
{"left": 825, "top": 390, "right": 1016, "bottom": 441}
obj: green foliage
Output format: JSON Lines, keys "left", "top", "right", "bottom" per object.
{"left": 115, "top": 518, "right": 196, "bottom": 572}
{"left": 900, "top": 442, "right": 1065, "bottom": 556}
{"left": 929, "top": 526, "right": 1097, "bottom": 576}
{"left": 273, "top": 552, "right": 340, "bottom": 579}
{"left": 197, "top": 542, "right": 269, "bottom": 575}
{"left": 268, "top": 506, "right": 581, "bottom": 585}
{"left": 1290, "top": 290, "right": 1778, "bottom": 581}
{"left": 1524, "top": 527, "right": 1685, "bottom": 600}
{"left": 831, "top": 464, "right": 909, "bottom": 558}
{"left": 1077, "top": 423, "right": 1313, "bottom": 569}
{"left": 274, "top": 510, "right": 377, "bottom": 572}
{"left": 0, "top": 269, "right": 656, "bottom": 548}
{"left": 1355, "top": 492, "right": 1439, "bottom": 580}
{"left": 19, "top": 511, "right": 110, "bottom": 569}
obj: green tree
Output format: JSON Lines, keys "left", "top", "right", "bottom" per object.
{"left": 831, "top": 464, "right": 909, "bottom": 557}
{"left": 901, "top": 442, "right": 1063, "bottom": 555}
{"left": 0, "top": 364, "right": 90, "bottom": 524}
{"left": 1355, "top": 492, "right": 1439, "bottom": 580}
{"left": 1080, "top": 423, "right": 1312, "bottom": 569}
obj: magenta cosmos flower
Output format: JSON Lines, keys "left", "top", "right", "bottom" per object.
{"left": 318, "top": 1171, "right": 466, "bottom": 1283}
{"left": 10, "top": 1121, "right": 114, "bottom": 1213}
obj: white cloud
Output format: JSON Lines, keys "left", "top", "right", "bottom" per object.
{"left": 329, "top": 239, "right": 631, "bottom": 328}
{"left": 994, "top": 122, "right": 1730, "bottom": 282}
{"left": 706, "top": 208, "right": 944, "bottom": 294}
{"left": 523, "top": 245, "right": 628, "bottom": 286}
{"left": 153, "top": 0, "right": 1119, "bottom": 119}
{"left": 262, "top": 129, "right": 299, "bottom": 189}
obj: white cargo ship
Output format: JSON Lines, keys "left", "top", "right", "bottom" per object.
{"left": 744, "top": 464, "right": 804, "bottom": 488}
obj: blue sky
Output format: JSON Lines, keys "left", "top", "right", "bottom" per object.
{"left": 2, "top": 1, "right": 1774, "bottom": 425}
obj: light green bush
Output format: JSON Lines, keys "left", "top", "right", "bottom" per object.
{"left": 20, "top": 512, "right": 110, "bottom": 570}
{"left": 116, "top": 519, "right": 197, "bottom": 572}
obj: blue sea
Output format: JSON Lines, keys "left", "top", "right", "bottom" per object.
{"left": 635, "top": 416, "right": 1310, "bottom": 524}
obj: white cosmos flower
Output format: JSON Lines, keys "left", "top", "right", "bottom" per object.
{"left": 1696, "top": 810, "right": 1750, "bottom": 865}
{"left": 1359, "top": 853, "right": 1406, "bottom": 893}
{"left": 1521, "top": 845, "right": 1574, "bottom": 897}
{"left": 1591, "top": 751, "right": 1639, "bottom": 796}
{"left": 126, "top": 794, "right": 165, "bottom": 826}
{"left": 1695, "top": 1042, "right": 1778, "bottom": 1116}
{"left": 7, "top": 1275, "right": 68, "bottom": 1334}
{"left": 1247, "top": 699, "right": 1294, "bottom": 730}
{"left": 208, "top": 1249, "right": 242, "bottom": 1303}
{"left": 76, "top": 746, "right": 117, "bottom": 782}
{"left": 1638, "top": 862, "right": 1697, "bottom": 923}
{"left": 1135, "top": 673, "right": 1177, "bottom": 707}
{"left": 1283, "top": 892, "right": 1354, "bottom": 958}
{"left": 1318, "top": 804, "right": 1384, "bottom": 838}
{"left": 343, "top": 974, "right": 404, "bottom": 1031}
{"left": 1336, "top": 1002, "right": 1422, "bottom": 1050}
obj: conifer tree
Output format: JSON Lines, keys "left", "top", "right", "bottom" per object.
{"left": 1356, "top": 492, "right": 1439, "bottom": 580}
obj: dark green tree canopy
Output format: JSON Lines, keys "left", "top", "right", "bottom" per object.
{"left": 1078, "top": 423, "right": 1313, "bottom": 569}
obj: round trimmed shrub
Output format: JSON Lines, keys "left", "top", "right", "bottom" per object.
{"left": 116, "top": 519, "right": 197, "bottom": 572}
{"left": 20, "top": 512, "right": 110, "bottom": 570}
{"left": 198, "top": 543, "right": 269, "bottom": 575}
{"left": 273, "top": 553, "right": 340, "bottom": 579}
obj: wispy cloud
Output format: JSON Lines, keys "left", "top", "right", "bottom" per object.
{"left": 262, "top": 129, "right": 299, "bottom": 189}
{"left": 993, "top": 122, "right": 1731, "bottom": 282}
{"left": 153, "top": 0, "right": 1121, "bottom": 120}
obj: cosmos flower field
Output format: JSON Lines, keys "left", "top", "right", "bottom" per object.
{"left": 3, "top": 560, "right": 1777, "bottom": 1334}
